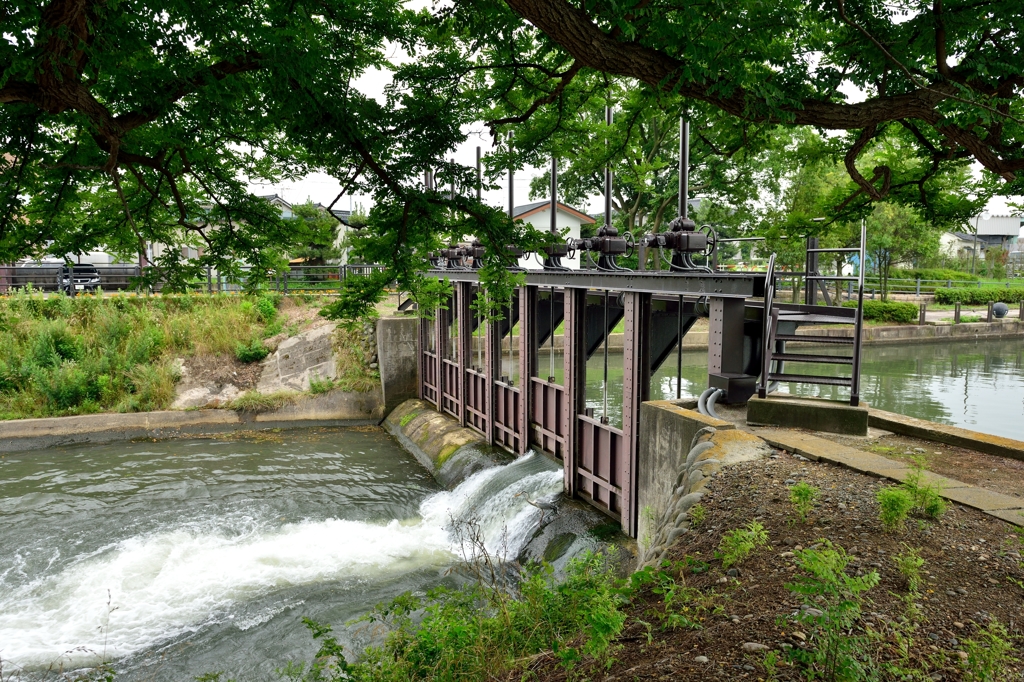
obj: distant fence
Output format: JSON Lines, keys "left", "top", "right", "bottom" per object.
{"left": 0, "top": 263, "right": 387, "bottom": 295}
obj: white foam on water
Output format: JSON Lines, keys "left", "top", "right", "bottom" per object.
{"left": 0, "top": 453, "right": 562, "bottom": 669}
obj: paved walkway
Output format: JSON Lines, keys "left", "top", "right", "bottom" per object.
{"left": 757, "top": 429, "right": 1024, "bottom": 528}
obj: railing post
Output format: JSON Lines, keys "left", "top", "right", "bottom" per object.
{"left": 954, "top": 302, "right": 961, "bottom": 324}
{"left": 620, "top": 291, "right": 650, "bottom": 539}
{"left": 916, "top": 278, "right": 921, "bottom": 296}
{"left": 562, "top": 287, "right": 587, "bottom": 497}
{"left": 919, "top": 303, "right": 927, "bottom": 325}
{"left": 206, "top": 266, "right": 212, "bottom": 294}
{"left": 987, "top": 301, "right": 994, "bottom": 323}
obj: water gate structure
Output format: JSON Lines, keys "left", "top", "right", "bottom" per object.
{"left": 414, "top": 119, "right": 866, "bottom": 537}
{"left": 416, "top": 221, "right": 867, "bottom": 538}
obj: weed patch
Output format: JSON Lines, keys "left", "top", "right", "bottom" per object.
{"left": 717, "top": 521, "right": 770, "bottom": 568}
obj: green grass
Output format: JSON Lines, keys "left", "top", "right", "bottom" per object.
{"left": 0, "top": 289, "right": 280, "bottom": 419}
{"left": 229, "top": 390, "right": 298, "bottom": 413}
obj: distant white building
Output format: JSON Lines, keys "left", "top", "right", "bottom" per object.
{"left": 942, "top": 214, "right": 1023, "bottom": 260}
{"left": 513, "top": 200, "right": 596, "bottom": 269}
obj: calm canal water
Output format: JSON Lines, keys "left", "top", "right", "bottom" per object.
{"left": 531, "top": 336, "right": 1024, "bottom": 439}
{"left": 0, "top": 429, "right": 561, "bottom": 680}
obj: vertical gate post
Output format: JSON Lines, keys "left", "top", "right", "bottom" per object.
{"left": 562, "top": 287, "right": 587, "bottom": 496}
{"left": 485, "top": 309, "right": 497, "bottom": 446}
{"left": 418, "top": 314, "right": 428, "bottom": 400}
{"left": 457, "top": 282, "right": 472, "bottom": 427}
{"left": 620, "top": 292, "right": 651, "bottom": 538}
{"left": 518, "top": 286, "right": 536, "bottom": 455}
{"left": 434, "top": 300, "right": 446, "bottom": 412}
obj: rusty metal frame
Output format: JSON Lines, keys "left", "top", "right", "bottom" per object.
{"left": 620, "top": 292, "right": 651, "bottom": 537}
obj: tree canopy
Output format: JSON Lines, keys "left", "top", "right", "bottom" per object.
{"left": 2, "top": 0, "right": 1021, "bottom": 316}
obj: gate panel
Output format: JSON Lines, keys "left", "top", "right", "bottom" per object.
{"left": 441, "top": 359, "right": 460, "bottom": 419}
{"left": 464, "top": 368, "right": 488, "bottom": 436}
{"left": 529, "top": 377, "right": 566, "bottom": 457}
{"left": 493, "top": 382, "right": 521, "bottom": 451}
{"left": 575, "top": 414, "right": 623, "bottom": 518}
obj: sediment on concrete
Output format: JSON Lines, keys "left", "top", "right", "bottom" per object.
{"left": 0, "top": 389, "right": 384, "bottom": 453}
{"left": 757, "top": 429, "right": 1024, "bottom": 527}
{"left": 747, "top": 395, "right": 869, "bottom": 436}
{"left": 382, "top": 399, "right": 513, "bottom": 488}
{"left": 867, "top": 408, "right": 1024, "bottom": 463}
{"left": 637, "top": 401, "right": 770, "bottom": 566}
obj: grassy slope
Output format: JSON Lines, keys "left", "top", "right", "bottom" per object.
{"left": 0, "top": 292, "right": 277, "bottom": 419}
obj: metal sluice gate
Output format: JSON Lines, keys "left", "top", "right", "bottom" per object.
{"left": 418, "top": 268, "right": 778, "bottom": 538}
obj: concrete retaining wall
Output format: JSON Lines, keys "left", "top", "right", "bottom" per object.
{"left": 637, "top": 401, "right": 769, "bottom": 566}
{"left": 0, "top": 389, "right": 384, "bottom": 453}
{"left": 377, "top": 317, "right": 420, "bottom": 415}
{"left": 868, "top": 408, "right": 1024, "bottom": 462}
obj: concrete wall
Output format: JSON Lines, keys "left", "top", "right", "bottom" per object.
{"left": 377, "top": 316, "right": 420, "bottom": 415}
{"left": 636, "top": 400, "right": 769, "bottom": 561}
{"left": 0, "top": 391, "right": 384, "bottom": 453}
{"left": 383, "top": 399, "right": 513, "bottom": 488}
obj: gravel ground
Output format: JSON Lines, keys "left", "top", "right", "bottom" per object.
{"left": 525, "top": 450, "right": 1024, "bottom": 681}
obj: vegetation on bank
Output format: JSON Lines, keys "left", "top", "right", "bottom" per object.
{"left": 0, "top": 289, "right": 282, "bottom": 419}
{"left": 842, "top": 300, "right": 919, "bottom": 324}
{"left": 934, "top": 287, "right": 1024, "bottom": 305}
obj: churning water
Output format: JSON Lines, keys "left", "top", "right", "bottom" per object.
{"left": 0, "top": 429, "right": 561, "bottom": 680}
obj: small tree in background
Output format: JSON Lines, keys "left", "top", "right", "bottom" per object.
{"left": 289, "top": 201, "right": 343, "bottom": 266}
{"left": 866, "top": 203, "right": 939, "bottom": 301}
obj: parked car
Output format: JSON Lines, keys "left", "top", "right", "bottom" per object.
{"left": 60, "top": 264, "right": 102, "bottom": 294}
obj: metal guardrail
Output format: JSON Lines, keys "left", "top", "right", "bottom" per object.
{"left": 0, "top": 263, "right": 387, "bottom": 296}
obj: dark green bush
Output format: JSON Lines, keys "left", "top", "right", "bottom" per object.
{"left": 934, "top": 287, "right": 1024, "bottom": 305}
{"left": 235, "top": 338, "right": 270, "bottom": 363}
{"left": 255, "top": 295, "right": 278, "bottom": 323}
{"left": 842, "top": 300, "right": 918, "bottom": 323}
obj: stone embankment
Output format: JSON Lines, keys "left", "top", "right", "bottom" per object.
{"left": 636, "top": 401, "right": 770, "bottom": 567}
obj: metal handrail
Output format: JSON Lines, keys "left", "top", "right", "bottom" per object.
{"left": 757, "top": 252, "right": 777, "bottom": 398}
{"left": 850, "top": 220, "right": 866, "bottom": 406}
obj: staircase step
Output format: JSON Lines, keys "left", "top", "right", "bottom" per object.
{"left": 775, "top": 333, "right": 855, "bottom": 345}
{"left": 772, "top": 353, "right": 854, "bottom": 365}
{"left": 769, "top": 373, "right": 853, "bottom": 387}
{"left": 398, "top": 298, "right": 418, "bottom": 311}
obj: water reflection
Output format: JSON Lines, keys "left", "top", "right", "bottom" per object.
{"left": 532, "top": 337, "right": 1024, "bottom": 439}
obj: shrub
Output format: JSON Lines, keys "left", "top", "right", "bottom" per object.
{"left": 689, "top": 503, "right": 707, "bottom": 527}
{"left": 902, "top": 466, "right": 947, "bottom": 520}
{"left": 892, "top": 268, "right": 979, "bottom": 282}
{"left": 785, "top": 541, "right": 880, "bottom": 682}
{"left": 877, "top": 487, "right": 915, "bottom": 531}
{"left": 842, "top": 300, "right": 918, "bottom": 323}
{"left": 893, "top": 545, "right": 925, "bottom": 593}
{"left": 789, "top": 481, "right": 819, "bottom": 523}
{"left": 717, "top": 521, "right": 771, "bottom": 568}
{"left": 308, "top": 375, "right": 336, "bottom": 394}
{"left": 235, "top": 339, "right": 270, "bottom": 363}
{"left": 934, "top": 286, "right": 1024, "bottom": 305}
{"left": 962, "top": 619, "right": 1020, "bottom": 682}
{"left": 254, "top": 294, "right": 278, "bottom": 323}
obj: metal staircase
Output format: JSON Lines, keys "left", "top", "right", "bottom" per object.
{"left": 757, "top": 221, "right": 866, "bottom": 406}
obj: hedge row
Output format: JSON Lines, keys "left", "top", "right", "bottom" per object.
{"left": 933, "top": 287, "right": 1024, "bottom": 305}
{"left": 891, "top": 268, "right": 980, "bottom": 283}
{"left": 841, "top": 300, "right": 919, "bottom": 323}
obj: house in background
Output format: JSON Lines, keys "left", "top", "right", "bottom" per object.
{"left": 941, "top": 214, "right": 1022, "bottom": 260}
{"left": 513, "top": 200, "right": 596, "bottom": 269}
